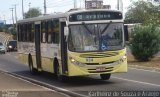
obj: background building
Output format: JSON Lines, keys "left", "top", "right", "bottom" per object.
{"left": 85, "top": 0, "right": 103, "bottom": 9}
{"left": 103, "top": 5, "right": 111, "bottom": 9}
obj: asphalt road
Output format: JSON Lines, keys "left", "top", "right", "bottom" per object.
{"left": 0, "top": 52, "right": 160, "bottom": 97}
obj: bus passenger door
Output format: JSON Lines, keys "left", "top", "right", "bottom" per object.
{"left": 35, "top": 22, "right": 42, "bottom": 71}
{"left": 60, "top": 18, "right": 68, "bottom": 75}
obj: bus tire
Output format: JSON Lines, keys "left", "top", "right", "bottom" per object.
{"left": 100, "top": 74, "right": 111, "bottom": 80}
{"left": 54, "top": 60, "right": 67, "bottom": 82}
{"left": 54, "top": 59, "right": 59, "bottom": 77}
{"left": 28, "top": 55, "right": 37, "bottom": 75}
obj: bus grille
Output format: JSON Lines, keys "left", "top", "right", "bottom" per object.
{"left": 80, "top": 52, "right": 119, "bottom": 58}
{"left": 86, "top": 61, "right": 115, "bottom": 65}
{"left": 88, "top": 67, "right": 113, "bottom": 73}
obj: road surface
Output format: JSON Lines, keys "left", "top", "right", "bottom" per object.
{"left": 0, "top": 52, "right": 160, "bottom": 97}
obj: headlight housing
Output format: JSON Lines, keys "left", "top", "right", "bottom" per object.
{"left": 70, "top": 57, "right": 85, "bottom": 67}
{"left": 113, "top": 55, "right": 127, "bottom": 65}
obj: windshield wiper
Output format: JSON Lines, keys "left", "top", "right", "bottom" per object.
{"left": 98, "top": 21, "right": 112, "bottom": 51}
{"left": 82, "top": 22, "right": 92, "bottom": 35}
{"left": 101, "top": 21, "right": 112, "bottom": 34}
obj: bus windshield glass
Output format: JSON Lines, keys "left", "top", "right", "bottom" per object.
{"left": 68, "top": 23, "right": 124, "bottom": 52}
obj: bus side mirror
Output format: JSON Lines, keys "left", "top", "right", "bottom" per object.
{"left": 64, "top": 27, "right": 69, "bottom": 41}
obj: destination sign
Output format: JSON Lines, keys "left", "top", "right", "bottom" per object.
{"left": 69, "top": 11, "right": 122, "bottom": 22}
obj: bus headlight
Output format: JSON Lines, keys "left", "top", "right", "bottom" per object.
{"left": 70, "top": 57, "right": 85, "bottom": 67}
{"left": 118, "top": 55, "right": 127, "bottom": 64}
{"left": 9, "top": 45, "right": 12, "bottom": 48}
{"left": 113, "top": 55, "right": 127, "bottom": 65}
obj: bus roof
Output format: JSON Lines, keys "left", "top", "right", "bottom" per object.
{"left": 17, "top": 9, "right": 122, "bottom": 24}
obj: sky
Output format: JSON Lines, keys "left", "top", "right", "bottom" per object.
{"left": 0, "top": 0, "right": 132, "bottom": 24}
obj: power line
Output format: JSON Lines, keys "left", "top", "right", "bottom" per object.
{"left": 46, "top": 0, "right": 70, "bottom": 4}
{"left": 47, "top": 0, "right": 73, "bottom": 7}
{"left": 39, "top": 0, "right": 78, "bottom": 14}
{"left": 47, "top": 2, "right": 73, "bottom": 8}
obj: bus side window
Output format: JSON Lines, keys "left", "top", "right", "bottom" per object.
{"left": 22, "top": 24, "right": 25, "bottom": 42}
{"left": 27, "top": 23, "right": 32, "bottom": 42}
{"left": 18, "top": 24, "right": 21, "bottom": 41}
{"left": 41, "top": 21, "right": 47, "bottom": 43}
{"left": 20, "top": 24, "right": 23, "bottom": 41}
{"left": 24, "top": 24, "right": 27, "bottom": 42}
{"left": 31, "top": 23, "right": 35, "bottom": 42}
{"left": 52, "top": 19, "right": 59, "bottom": 44}
{"left": 26, "top": 24, "right": 30, "bottom": 42}
{"left": 47, "top": 20, "right": 52, "bottom": 43}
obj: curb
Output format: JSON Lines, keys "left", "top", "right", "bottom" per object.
{"left": 0, "top": 69, "right": 88, "bottom": 97}
{"left": 129, "top": 65, "right": 160, "bottom": 72}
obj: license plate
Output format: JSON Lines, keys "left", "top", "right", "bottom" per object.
{"left": 96, "top": 67, "right": 106, "bottom": 71}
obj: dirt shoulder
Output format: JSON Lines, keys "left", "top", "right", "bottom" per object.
{"left": 127, "top": 50, "right": 160, "bottom": 71}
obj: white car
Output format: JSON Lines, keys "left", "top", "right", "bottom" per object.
{"left": 0, "top": 42, "right": 6, "bottom": 54}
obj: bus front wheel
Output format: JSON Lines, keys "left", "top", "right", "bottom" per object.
{"left": 100, "top": 74, "right": 111, "bottom": 80}
{"left": 54, "top": 61, "right": 67, "bottom": 82}
{"left": 28, "top": 55, "right": 37, "bottom": 75}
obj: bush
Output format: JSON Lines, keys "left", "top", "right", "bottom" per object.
{"left": 8, "top": 27, "right": 17, "bottom": 40}
{"left": 129, "top": 25, "right": 160, "bottom": 61}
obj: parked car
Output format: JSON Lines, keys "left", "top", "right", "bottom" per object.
{"left": 7, "top": 40, "right": 17, "bottom": 52}
{"left": 0, "top": 42, "right": 6, "bottom": 54}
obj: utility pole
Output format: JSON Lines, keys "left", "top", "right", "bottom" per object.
{"left": 29, "top": 2, "right": 31, "bottom": 10}
{"left": 10, "top": 8, "right": 15, "bottom": 26}
{"left": 117, "top": 0, "right": 120, "bottom": 10}
{"left": 13, "top": 4, "right": 18, "bottom": 31}
{"left": 74, "top": 0, "right": 77, "bottom": 9}
{"left": 28, "top": 2, "right": 31, "bottom": 18}
{"left": 85, "top": 0, "right": 86, "bottom": 9}
{"left": 79, "top": 0, "right": 83, "bottom": 8}
{"left": 120, "top": 0, "right": 123, "bottom": 12}
{"left": 22, "top": 0, "right": 24, "bottom": 19}
{"left": 44, "top": 0, "right": 47, "bottom": 14}
{"left": 13, "top": 4, "right": 18, "bottom": 23}
{"left": 117, "top": 0, "right": 123, "bottom": 12}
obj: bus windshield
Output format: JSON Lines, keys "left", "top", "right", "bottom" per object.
{"left": 68, "top": 23, "right": 124, "bottom": 52}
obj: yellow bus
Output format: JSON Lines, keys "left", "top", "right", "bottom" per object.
{"left": 17, "top": 9, "right": 127, "bottom": 81}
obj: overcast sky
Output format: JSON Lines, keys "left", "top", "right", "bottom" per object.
{"left": 0, "top": 0, "right": 132, "bottom": 24}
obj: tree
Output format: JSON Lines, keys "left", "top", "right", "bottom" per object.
{"left": 125, "top": 0, "right": 160, "bottom": 26}
{"left": 24, "top": 8, "right": 42, "bottom": 18}
{"left": 129, "top": 25, "right": 160, "bottom": 61}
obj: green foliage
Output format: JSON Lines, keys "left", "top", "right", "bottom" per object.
{"left": 0, "top": 27, "right": 3, "bottom": 32}
{"left": 8, "top": 27, "right": 17, "bottom": 40}
{"left": 129, "top": 25, "right": 160, "bottom": 61}
{"left": 125, "top": 0, "right": 160, "bottom": 26}
{"left": 24, "top": 7, "right": 42, "bottom": 18}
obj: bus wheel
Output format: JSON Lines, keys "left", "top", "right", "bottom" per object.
{"left": 28, "top": 55, "right": 37, "bottom": 75}
{"left": 54, "top": 62, "right": 67, "bottom": 82}
{"left": 100, "top": 74, "right": 111, "bottom": 80}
